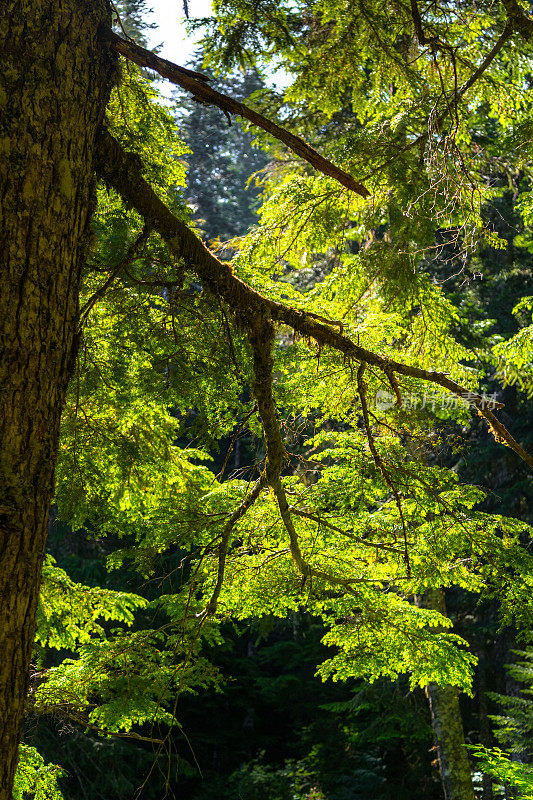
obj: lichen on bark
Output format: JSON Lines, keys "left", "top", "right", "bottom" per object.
{"left": 0, "top": 1, "right": 117, "bottom": 794}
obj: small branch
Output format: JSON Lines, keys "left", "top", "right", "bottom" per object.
{"left": 410, "top": 0, "right": 447, "bottom": 52}
{"left": 248, "top": 313, "right": 373, "bottom": 593}
{"left": 385, "top": 365, "right": 403, "bottom": 407}
{"left": 217, "top": 298, "right": 245, "bottom": 386}
{"left": 357, "top": 363, "right": 411, "bottom": 575}
{"left": 289, "top": 506, "right": 405, "bottom": 554}
{"left": 455, "top": 21, "right": 514, "bottom": 101}
{"left": 215, "top": 404, "right": 257, "bottom": 482}
{"left": 274, "top": 477, "right": 365, "bottom": 591}
{"left": 363, "top": 19, "right": 515, "bottom": 181}
{"left": 78, "top": 223, "right": 151, "bottom": 326}
{"left": 99, "top": 28, "right": 370, "bottom": 198}
{"left": 205, "top": 476, "right": 266, "bottom": 615}
{"left": 420, "top": 20, "right": 513, "bottom": 134}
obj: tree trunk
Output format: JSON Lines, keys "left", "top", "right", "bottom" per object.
{"left": 477, "top": 649, "right": 494, "bottom": 800}
{"left": 417, "top": 590, "right": 475, "bottom": 800}
{"left": 0, "top": 1, "right": 115, "bottom": 795}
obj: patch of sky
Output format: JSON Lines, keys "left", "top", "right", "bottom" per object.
{"left": 144, "top": 0, "right": 291, "bottom": 104}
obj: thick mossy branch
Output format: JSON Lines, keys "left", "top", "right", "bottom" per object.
{"left": 94, "top": 130, "right": 533, "bottom": 472}
{"left": 100, "top": 28, "right": 370, "bottom": 198}
{"left": 248, "top": 313, "right": 389, "bottom": 592}
{"left": 500, "top": 0, "right": 533, "bottom": 40}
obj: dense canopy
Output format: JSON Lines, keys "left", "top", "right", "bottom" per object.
{"left": 4, "top": 0, "right": 533, "bottom": 798}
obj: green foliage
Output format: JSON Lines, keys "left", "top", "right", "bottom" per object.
{"left": 225, "top": 756, "right": 297, "bottom": 800}
{"left": 107, "top": 65, "right": 189, "bottom": 202}
{"left": 494, "top": 297, "right": 533, "bottom": 397}
{"left": 204, "top": 750, "right": 386, "bottom": 800}
{"left": 13, "top": 745, "right": 64, "bottom": 800}
{"left": 470, "top": 644, "right": 533, "bottom": 796}
{"left": 36, "top": 633, "right": 162, "bottom": 731}
{"left": 471, "top": 745, "right": 533, "bottom": 798}
{"left": 317, "top": 599, "right": 476, "bottom": 691}
{"left": 36, "top": 555, "right": 146, "bottom": 653}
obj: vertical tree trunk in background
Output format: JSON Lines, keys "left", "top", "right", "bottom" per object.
{"left": 418, "top": 590, "right": 476, "bottom": 800}
{"left": 478, "top": 649, "right": 494, "bottom": 800}
{"left": 0, "top": 2, "right": 115, "bottom": 794}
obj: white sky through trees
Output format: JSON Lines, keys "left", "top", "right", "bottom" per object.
{"left": 146, "top": 0, "right": 213, "bottom": 100}
{"left": 145, "top": 0, "right": 290, "bottom": 99}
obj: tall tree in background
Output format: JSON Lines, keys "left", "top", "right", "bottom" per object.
{"left": 177, "top": 58, "right": 268, "bottom": 242}
{"left": 113, "top": 0, "right": 156, "bottom": 45}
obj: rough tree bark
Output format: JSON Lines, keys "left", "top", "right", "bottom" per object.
{"left": 0, "top": 1, "right": 116, "bottom": 794}
{"left": 417, "top": 590, "right": 476, "bottom": 800}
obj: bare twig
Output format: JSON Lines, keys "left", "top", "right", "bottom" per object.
{"left": 78, "top": 223, "right": 151, "bottom": 326}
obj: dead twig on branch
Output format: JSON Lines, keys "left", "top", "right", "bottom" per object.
{"left": 100, "top": 28, "right": 370, "bottom": 198}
